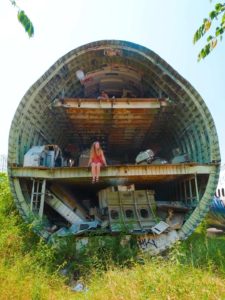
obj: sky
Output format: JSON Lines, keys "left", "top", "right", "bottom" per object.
{"left": 0, "top": 0, "right": 225, "bottom": 163}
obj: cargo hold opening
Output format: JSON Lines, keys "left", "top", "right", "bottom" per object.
{"left": 14, "top": 94, "right": 214, "bottom": 234}
{"left": 17, "top": 169, "right": 210, "bottom": 234}
{"left": 8, "top": 40, "right": 220, "bottom": 242}
{"left": 36, "top": 97, "right": 191, "bottom": 167}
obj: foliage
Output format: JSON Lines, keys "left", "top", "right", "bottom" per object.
{"left": 79, "top": 229, "right": 225, "bottom": 300}
{"left": 0, "top": 173, "right": 225, "bottom": 299}
{"left": 9, "top": 0, "right": 34, "bottom": 37}
{"left": 194, "top": 2, "right": 225, "bottom": 61}
{"left": 77, "top": 260, "right": 225, "bottom": 300}
{"left": 0, "top": 173, "right": 70, "bottom": 298}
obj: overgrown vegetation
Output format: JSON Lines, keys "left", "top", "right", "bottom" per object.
{"left": 0, "top": 173, "right": 225, "bottom": 299}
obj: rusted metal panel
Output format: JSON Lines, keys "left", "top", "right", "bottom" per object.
{"left": 53, "top": 97, "right": 168, "bottom": 109}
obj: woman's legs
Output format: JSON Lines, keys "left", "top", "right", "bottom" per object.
{"left": 91, "top": 162, "right": 102, "bottom": 182}
{"left": 91, "top": 163, "right": 97, "bottom": 182}
{"left": 96, "top": 163, "right": 101, "bottom": 181}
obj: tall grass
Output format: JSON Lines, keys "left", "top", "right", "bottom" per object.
{"left": 75, "top": 261, "right": 225, "bottom": 300}
{"left": 0, "top": 173, "right": 225, "bottom": 300}
{"left": 0, "top": 173, "right": 73, "bottom": 299}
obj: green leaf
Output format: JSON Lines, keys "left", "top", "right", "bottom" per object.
{"left": 221, "top": 12, "right": 225, "bottom": 25}
{"left": 200, "top": 48, "right": 206, "bottom": 57}
{"left": 193, "top": 31, "right": 199, "bottom": 44}
{"left": 17, "top": 10, "right": 34, "bottom": 38}
{"left": 207, "top": 35, "right": 213, "bottom": 42}
{"left": 193, "top": 24, "right": 206, "bottom": 43}
{"left": 209, "top": 10, "right": 218, "bottom": 19}
{"left": 215, "top": 3, "right": 223, "bottom": 11}
{"left": 197, "top": 42, "right": 214, "bottom": 61}
{"left": 215, "top": 27, "right": 224, "bottom": 36}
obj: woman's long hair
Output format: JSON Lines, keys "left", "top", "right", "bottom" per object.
{"left": 90, "top": 141, "right": 102, "bottom": 158}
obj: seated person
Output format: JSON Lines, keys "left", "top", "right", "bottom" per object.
{"left": 97, "top": 90, "right": 109, "bottom": 100}
{"left": 88, "top": 141, "right": 107, "bottom": 183}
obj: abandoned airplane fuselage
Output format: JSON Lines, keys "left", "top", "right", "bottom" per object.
{"left": 8, "top": 40, "right": 220, "bottom": 254}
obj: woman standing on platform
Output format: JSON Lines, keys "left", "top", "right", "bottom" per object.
{"left": 88, "top": 141, "right": 107, "bottom": 183}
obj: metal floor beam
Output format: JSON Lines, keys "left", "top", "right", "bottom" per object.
{"left": 11, "top": 163, "right": 217, "bottom": 185}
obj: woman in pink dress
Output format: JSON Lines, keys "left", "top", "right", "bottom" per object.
{"left": 88, "top": 141, "right": 107, "bottom": 183}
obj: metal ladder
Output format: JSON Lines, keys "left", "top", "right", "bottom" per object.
{"left": 30, "top": 179, "right": 46, "bottom": 218}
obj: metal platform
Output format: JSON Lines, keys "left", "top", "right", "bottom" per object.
{"left": 11, "top": 163, "right": 217, "bottom": 185}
